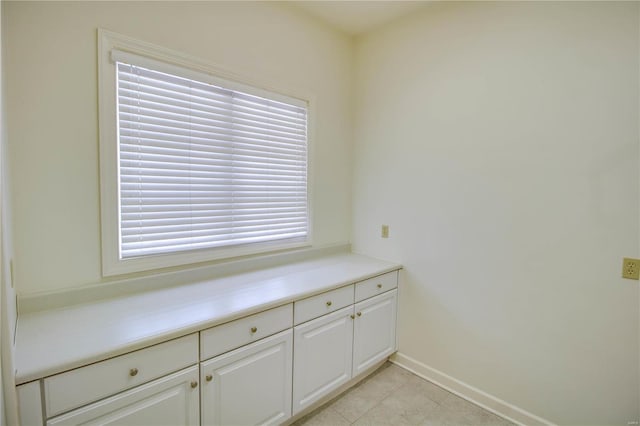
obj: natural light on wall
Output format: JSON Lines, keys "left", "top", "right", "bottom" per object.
{"left": 99, "top": 31, "right": 310, "bottom": 276}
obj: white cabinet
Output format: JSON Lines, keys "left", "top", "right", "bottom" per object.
{"left": 47, "top": 366, "right": 199, "bottom": 426}
{"left": 201, "top": 330, "right": 293, "bottom": 426}
{"left": 355, "top": 271, "right": 398, "bottom": 302}
{"left": 294, "top": 285, "right": 354, "bottom": 325}
{"left": 16, "top": 265, "right": 400, "bottom": 426}
{"left": 200, "top": 304, "right": 292, "bottom": 360}
{"left": 292, "top": 306, "right": 354, "bottom": 414}
{"left": 39, "top": 334, "right": 199, "bottom": 426}
{"left": 353, "top": 289, "right": 398, "bottom": 376}
{"left": 17, "top": 381, "right": 43, "bottom": 426}
{"left": 292, "top": 281, "right": 398, "bottom": 416}
{"left": 44, "top": 334, "right": 198, "bottom": 417}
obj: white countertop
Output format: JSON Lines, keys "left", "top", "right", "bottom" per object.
{"left": 15, "top": 253, "right": 401, "bottom": 385}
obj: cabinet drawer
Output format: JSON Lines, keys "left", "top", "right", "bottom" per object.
{"left": 355, "top": 271, "right": 398, "bottom": 303}
{"left": 47, "top": 366, "right": 200, "bottom": 426}
{"left": 44, "top": 333, "right": 198, "bottom": 417}
{"left": 294, "top": 284, "right": 354, "bottom": 325}
{"left": 200, "top": 304, "right": 292, "bottom": 360}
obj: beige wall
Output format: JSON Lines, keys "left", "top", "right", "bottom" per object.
{"left": 5, "top": 1, "right": 640, "bottom": 423}
{"left": 4, "top": 1, "right": 354, "bottom": 295}
{"left": 352, "top": 2, "right": 639, "bottom": 424}
{"left": 1, "top": 1, "right": 17, "bottom": 424}
{"left": 0, "top": 2, "right": 4, "bottom": 421}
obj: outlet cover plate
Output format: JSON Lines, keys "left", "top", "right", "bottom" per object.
{"left": 622, "top": 258, "right": 640, "bottom": 280}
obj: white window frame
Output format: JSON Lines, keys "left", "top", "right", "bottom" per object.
{"left": 98, "top": 29, "right": 314, "bottom": 276}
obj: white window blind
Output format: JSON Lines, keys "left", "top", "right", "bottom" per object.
{"left": 115, "top": 54, "right": 308, "bottom": 259}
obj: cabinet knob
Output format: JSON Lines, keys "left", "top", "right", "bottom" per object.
{"left": 251, "top": 326, "right": 257, "bottom": 334}
{"left": 190, "top": 381, "right": 198, "bottom": 388}
{"left": 357, "top": 312, "right": 362, "bottom": 317}
{"left": 129, "top": 368, "right": 138, "bottom": 377}
{"left": 326, "top": 301, "right": 332, "bottom": 307}
{"left": 350, "top": 314, "right": 355, "bottom": 319}
{"left": 206, "top": 374, "right": 213, "bottom": 382}
{"left": 377, "top": 284, "right": 383, "bottom": 289}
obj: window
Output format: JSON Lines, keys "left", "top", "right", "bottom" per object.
{"left": 99, "top": 30, "right": 311, "bottom": 276}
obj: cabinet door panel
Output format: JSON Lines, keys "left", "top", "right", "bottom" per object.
{"left": 47, "top": 366, "right": 199, "bottom": 426}
{"left": 292, "top": 306, "right": 354, "bottom": 414}
{"left": 18, "top": 381, "right": 43, "bottom": 426}
{"left": 201, "top": 330, "right": 293, "bottom": 426}
{"left": 353, "top": 290, "right": 397, "bottom": 376}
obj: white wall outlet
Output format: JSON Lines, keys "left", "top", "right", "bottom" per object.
{"left": 622, "top": 258, "right": 639, "bottom": 280}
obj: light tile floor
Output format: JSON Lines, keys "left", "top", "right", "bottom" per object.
{"left": 293, "top": 363, "right": 515, "bottom": 426}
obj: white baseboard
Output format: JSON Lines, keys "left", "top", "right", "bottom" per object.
{"left": 390, "top": 352, "right": 555, "bottom": 426}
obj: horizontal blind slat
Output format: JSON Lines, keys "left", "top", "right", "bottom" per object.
{"left": 117, "top": 65, "right": 306, "bottom": 116}
{"left": 119, "top": 101, "right": 306, "bottom": 135}
{"left": 119, "top": 127, "right": 306, "bottom": 151}
{"left": 118, "top": 87, "right": 307, "bottom": 130}
{"left": 122, "top": 207, "right": 304, "bottom": 219}
{"left": 120, "top": 138, "right": 305, "bottom": 162}
{"left": 122, "top": 224, "right": 308, "bottom": 241}
{"left": 122, "top": 210, "right": 305, "bottom": 227}
{"left": 122, "top": 227, "right": 307, "bottom": 250}
{"left": 120, "top": 140, "right": 306, "bottom": 162}
{"left": 119, "top": 119, "right": 306, "bottom": 147}
{"left": 123, "top": 232, "right": 307, "bottom": 257}
{"left": 117, "top": 79, "right": 306, "bottom": 126}
{"left": 121, "top": 201, "right": 306, "bottom": 212}
{"left": 118, "top": 107, "right": 307, "bottom": 139}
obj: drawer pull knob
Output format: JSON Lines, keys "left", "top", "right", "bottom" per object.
{"left": 357, "top": 312, "right": 362, "bottom": 317}
{"left": 251, "top": 326, "right": 257, "bottom": 334}
{"left": 350, "top": 314, "right": 355, "bottom": 319}
{"left": 129, "top": 368, "right": 138, "bottom": 377}
{"left": 326, "top": 301, "right": 332, "bottom": 307}
{"left": 377, "top": 284, "right": 383, "bottom": 289}
{"left": 206, "top": 374, "right": 213, "bottom": 382}
{"left": 191, "top": 381, "right": 198, "bottom": 388}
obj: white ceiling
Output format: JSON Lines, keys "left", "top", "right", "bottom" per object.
{"left": 290, "top": 1, "right": 431, "bottom": 35}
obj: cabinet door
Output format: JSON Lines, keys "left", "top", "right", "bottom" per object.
{"left": 292, "top": 305, "right": 354, "bottom": 415}
{"left": 352, "top": 289, "right": 397, "bottom": 377}
{"left": 18, "top": 381, "right": 44, "bottom": 426}
{"left": 47, "top": 366, "right": 199, "bottom": 426}
{"left": 201, "top": 329, "right": 293, "bottom": 426}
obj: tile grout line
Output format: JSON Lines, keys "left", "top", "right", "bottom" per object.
{"left": 297, "top": 363, "right": 515, "bottom": 426}
{"left": 342, "top": 365, "right": 416, "bottom": 425}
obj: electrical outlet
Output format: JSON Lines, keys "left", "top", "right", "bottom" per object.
{"left": 622, "top": 258, "right": 640, "bottom": 280}
{"left": 381, "top": 225, "right": 389, "bottom": 238}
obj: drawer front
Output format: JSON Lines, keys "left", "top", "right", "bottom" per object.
{"left": 44, "top": 333, "right": 198, "bottom": 417}
{"left": 47, "top": 366, "right": 200, "bottom": 426}
{"left": 294, "top": 285, "right": 354, "bottom": 325}
{"left": 200, "top": 304, "right": 292, "bottom": 361}
{"left": 355, "top": 271, "right": 398, "bottom": 303}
